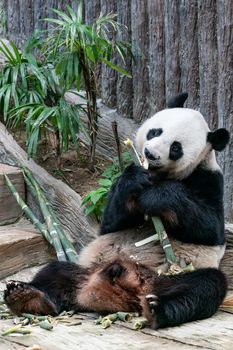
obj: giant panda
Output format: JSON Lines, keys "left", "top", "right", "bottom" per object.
{"left": 4, "top": 93, "right": 230, "bottom": 329}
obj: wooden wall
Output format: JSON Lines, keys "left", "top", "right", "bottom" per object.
{"left": 1, "top": 0, "right": 232, "bottom": 220}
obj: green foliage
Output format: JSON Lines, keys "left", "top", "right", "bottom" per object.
{"left": 44, "top": 4, "right": 132, "bottom": 85}
{"left": 0, "top": 2, "right": 133, "bottom": 166}
{"left": 82, "top": 152, "right": 131, "bottom": 221}
{"left": 0, "top": 39, "right": 86, "bottom": 158}
{"left": 44, "top": 3, "right": 134, "bottom": 168}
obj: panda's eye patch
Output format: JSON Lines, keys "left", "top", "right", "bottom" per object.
{"left": 169, "top": 141, "right": 183, "bottom": 161}
{"left": 146, "top": 128, "right": 163, "bottom": 140}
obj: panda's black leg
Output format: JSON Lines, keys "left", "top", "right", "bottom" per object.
{"left": 4, "top": 281, "right": 57, "bottom": 316}
{"left": 143, "top": 268, "right": 227, "bottom": 329}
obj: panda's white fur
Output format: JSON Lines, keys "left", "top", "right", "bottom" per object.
{"left": 135, "top": 108, "right": 221, "bottom": 179}
{"left": 78, "top": 228, "right": 226, "bottom": 271}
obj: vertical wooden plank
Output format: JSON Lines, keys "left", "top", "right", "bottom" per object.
{"left": 179, "top": 0, "right": 199, "bottom": 109}
{"left": 85, "top": 0, "right": 100, "bottom": 23}
{"left": 216, "top": 1, "right": 233, "bottom": 221}
{"left": 131, "top": 0, "right": 150, "bottom": 122}
{"left": 164, "top": 0, "right": 181, "bottom": 102}
{"left": 84, "top": 0, "right": 101, "bottom": 93}
{"left": 116, "top": 0, "right": 133, "bottom": 118}
{"left": 100, "top": 0, "right": 117, "bottom": 107}
{"left": 6, "top": 0, "right": 21, "bottom": 46}
{"left": 34, "top": 0, "right": 54, "bottom": 32}
{"left": 197, "top": 0, "right": 218, "bottom": 129}
{"left": 19, "top": 0, "right": 34, "bottom": 43}
{"left": 148, "top": 0, "right": 165, "bottom": 114}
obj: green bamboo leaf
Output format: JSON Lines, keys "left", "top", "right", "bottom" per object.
{"left": 98, "top": 178, "right": 112, "bottom": 187}
{"left": 76, "top": 2, "right": 83, "bottom": 24}
{"left": 28, "top": 127, "right": 40, "bottom": 158}
{"left": 51, "top": 8, "right": 73, "bottom": 24}
{"left": 85, "top": 204, "right": 96, "bottom": 216}
{"left": 0, "top": 40, "right": 16, "bottom": 63}
{"left": 90, "top": 192, "right": 105, "bottom": 205}
{"left": 3, "top": 86, "right": 11, "bottom": 120}
{"left": 10, "top": 40, "right": 22, "bottom": 63}
{"left": 101, "top": 58, "right": 131, "bottom": 77}
{"left": 44, "top": 18, "right": 66, "bottom": 27}
{"left": 66, "top": 5, "right": 77, "bottom": 22}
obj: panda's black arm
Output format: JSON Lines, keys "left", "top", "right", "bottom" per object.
{"left": 100, "top": 164, "right": 150, "bottom": 234}
{"left": 138, "top": 181, "right": 224, "bottom": 246}
{"left": 149, "top": 268, "right": 227, "bottom": 328}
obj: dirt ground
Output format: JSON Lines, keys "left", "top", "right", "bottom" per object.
{"left": 14, "top": 130, "right": 108, "bottom": 197}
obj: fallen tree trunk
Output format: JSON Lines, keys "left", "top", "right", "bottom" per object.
{"left": 0, "top": 122, "right": 98, "bottom": 250}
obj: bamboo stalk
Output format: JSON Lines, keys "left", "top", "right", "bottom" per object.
{"left": 4, "top": 175, "right": 53, "bottom": 246}
{"left": 22, "top": 168, "right": 78, "bottom": 263}
{"left": 124, "top": 139, "right": 177, "bottom": 265}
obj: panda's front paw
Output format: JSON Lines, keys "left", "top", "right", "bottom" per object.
{"left": 120, "top": 164, "right": 152, "bottom": 194}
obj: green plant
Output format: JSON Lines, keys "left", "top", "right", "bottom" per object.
{"left": 44, "top": 2, "right": 133, "bottom": 170}
{"left": 0, "top": 39, "right": 86, "bottom": 160}
{"left": 82, "top": 152, "right": 131, "bottom": 221}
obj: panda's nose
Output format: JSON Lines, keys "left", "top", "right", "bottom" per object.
{"left": 144, "top": 148, "right": 160, "bottom": 161}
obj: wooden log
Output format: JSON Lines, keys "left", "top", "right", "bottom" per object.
{"left": 0, "top": 164, "right": 25, "bottom": 225}
{"left": 0, "top": 218, "right": 55, "bottom": 278}
{"left": 0, "top": 122, "right": 98, "bottom": 250}
{"left": 66, "top": 92, "right": 138, "bottom": 160}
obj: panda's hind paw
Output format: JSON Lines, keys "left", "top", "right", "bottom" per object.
{"left": 146, "top": 294, "right": 158, "bottom": 315}
{"left": 4, "top": 281, "right": 57, "bottom": 316}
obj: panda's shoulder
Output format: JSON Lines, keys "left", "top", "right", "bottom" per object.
{"left": 183, "top": 166, "right": 223, "bottom": 194}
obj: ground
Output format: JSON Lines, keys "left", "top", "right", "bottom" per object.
{"left": 14, "top": 129, "right": 108, "bottom": 197}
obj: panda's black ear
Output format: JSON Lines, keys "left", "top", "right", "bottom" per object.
{"left": 167, "top": 92, "right": 188, "bottom": 108}
{"left": 207, "top": 128, "right": 230, "bottom": 151}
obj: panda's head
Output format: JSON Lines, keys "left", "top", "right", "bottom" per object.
{"left": 135, "top": 93, "right": 230, "bottom": 179}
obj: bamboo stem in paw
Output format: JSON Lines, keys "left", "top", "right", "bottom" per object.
{"left": 124, "top": 139, "right": 178, "bottom": 265}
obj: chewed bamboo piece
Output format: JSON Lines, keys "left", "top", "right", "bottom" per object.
{"left": 124, "top": 138, "right": 177, "bottom": 265}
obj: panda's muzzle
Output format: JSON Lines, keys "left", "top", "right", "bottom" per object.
{"left": 144, "top": 148, "right": 160, "bottom": 161}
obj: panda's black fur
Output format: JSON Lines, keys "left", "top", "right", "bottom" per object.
{"left": 4, "top": 93, "right": 230, "bottom": 329}
{"left": 100, "top": 162, "right": 225, "bottom": 246}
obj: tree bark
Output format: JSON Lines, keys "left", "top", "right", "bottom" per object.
{"left": 197, "top": 0, "right": 218, "bottom": 129}
{"left": 216, "top": 1, "right": 233, "bottom": 221}
{"left": 164, "top": 0, "right": 181, "bottom": 102}
{"left": 131, "top": 0, "right": 151, "bottom": 122}
{"left": 116, "top": 0, "right": 133, "bottom": 118}
{"left": 100, "top": 0, "right": 117, "bottom": 107}
{"left": 148, "top": 0, "right": 165, "bottom": 114}
{"left": 179, "top": 0, "right": 199, "bottom": 109}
